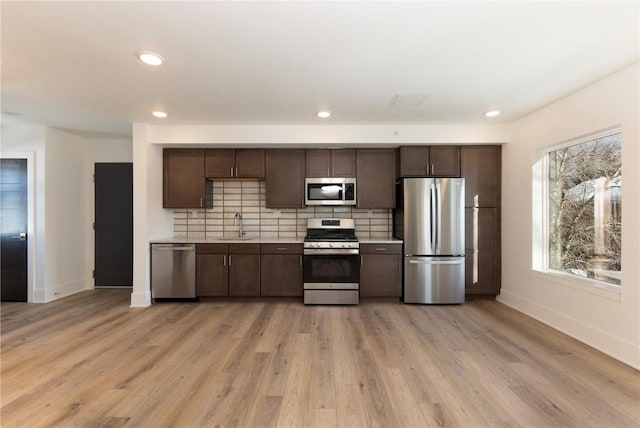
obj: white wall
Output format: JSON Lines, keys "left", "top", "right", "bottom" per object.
{"left": 501, "top": 63, "right": 640, "bottom": 369}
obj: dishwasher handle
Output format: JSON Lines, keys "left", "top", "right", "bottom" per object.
{"left": 152, "top": 245, "right": 195, "bottom": 251}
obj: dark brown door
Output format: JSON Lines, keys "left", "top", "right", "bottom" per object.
{"left": 205, "top": 149, "right": 235, "bottom": 178}
{"left": 305, "top": 149, "right": 331, "bottom": 177}
{"left": 360, "top": 254, "right": 402, "bottom": 297}
{"left": 464, "top": 207, "right": 498, "bottom": 294}
{"left": 461, "top": 145, "right": 501, "bottom": 207}
{"left": 1, "top": 159, "right": 28, "bottom": 302}
{"left": 229, "top": 254, "right": 260, "bottom": 296}
{"left": 94, "top": 163, "right": 133, "bottom": 287}
{"left": 331, "top": 150, "right": 356, "bottom": 177}
{"left": 265, "top": 149, "right": 305, "bottom": 208}
{"left": 356, "top": 149, "right": 396, "bottom": 208}
{"left": 196, "top": 254, "right": 228, "bottom": 296}
{"left": 429, "top": 146, "right": 460, "bottom": 177}
{"left": 398, "top": 146, "right": 430, "bottom": 176}
{"left": 261, "top": 254, "right": 303, "bottom": 296}
{"left": 163, "top": 149, "right": 206, "bottom": 208}
{"left": 235, "top": 149, "right": 265, "bottom": 178}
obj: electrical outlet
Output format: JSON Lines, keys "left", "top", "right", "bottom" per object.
{"left": 191, "top": 210, "right": 198, "bottom": 218}
{"left": 274, "top": 209, "right": 281, "bottom": 218}
{"left": 368, "top": 209, "right": 373, "bottom": 218}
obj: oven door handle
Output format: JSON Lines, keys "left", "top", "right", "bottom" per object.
{"left": 303, "top": 249, "right": 360, "bottom": 255}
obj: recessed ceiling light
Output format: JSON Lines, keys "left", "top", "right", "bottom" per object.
{"left": 484, "top": 110, "right": 501, "bottom": 118}
{"left": 152, "top": 111, "right": 168, "bottom": 118}
{"left": 137, "top": 51, "right": 165, "bottom": 66}
{"left": 317, "top": 110, "right": 331, "bottom": 119}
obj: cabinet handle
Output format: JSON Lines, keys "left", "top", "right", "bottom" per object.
{"left": 375, "top": 248, "right": 387, "bottom": 251}
{"left": 327, "top": 167, "right": 330, "bottom": 177}
{"left": 300, "top": 255, "right": 303, "bottom": 266}
{"left": 426, "top": 164, "right": 430, "bottom": 175}
{"left": 200, "top": 197, "right": 203, "bottom": 207}
{"left": 276, "top": 247, "right": 288, "bottom": 251}
{"left": 360, "top": 256, "right": 363, "bottom": 265}
{"left": 230, "top": 167, "right": 234, "bottom": 177}
{"left": 431, "top": 164, "right": 435, "bottom": 175}
{"left": 235, "top": 166, "right": 238, "bottom": 177}
{"left": 228, "top": 255, "right": 232, "bottom": 266}
{"left": 223, "top": 255, "right": 227, "bottom": 266}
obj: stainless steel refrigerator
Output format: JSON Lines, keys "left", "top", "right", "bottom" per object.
{"left": 393, "top": 178, "right": 465, "bottom": 304}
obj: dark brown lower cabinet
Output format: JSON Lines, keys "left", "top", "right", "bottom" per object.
{"left": 359, "top": 244, "right": 402, "bottom": 298}
{"left": 465, "top": 250, "right": 496, "bottom": 295}
{"left": 196, "top": 244, "right": 229, "bottom": 296}
{"left": 464, "top": 207, "right": 500, "bottom": 295}
{"left": 229, "top": 244, "right": 260, "bottom": 296}
{"left": 261, "top": 254, "right": 303, "bottom": 296}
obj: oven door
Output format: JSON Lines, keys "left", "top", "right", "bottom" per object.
{"left": 303, "top": 253, "right": 360, "bottom": 289}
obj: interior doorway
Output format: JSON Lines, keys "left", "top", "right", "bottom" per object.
{"left": 1, "top": 158, "right": 28, "bottom": 301}
{"left": 94, "top": 163, "right": 133, "bottom": 287}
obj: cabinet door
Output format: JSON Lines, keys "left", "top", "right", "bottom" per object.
{"left": 331, "top": 150, "right": 356, "bottom": 177}
{"left": 196, "top": 254, "right": 228, "bottom": 296}
{"left": 205, "top": 149, "right": 235, "bottom": 178}
{"left": 360, "top": 254, "right": 402, "bottom": 297}
{"left": 236, "top": 149, "right": 265, "bottom": 179}
{"left": 163, "top": 149, "right": 206, "bottom": 208}
{"left": 356, "top": 149, "right": 396, "bottom": 208}
{"left": 464, "top": 207, "right": 499, "bottom": 295}
{"left": 465, "top": 250, "right": 497, "bottom": 295}
{"left": 261, "top": 254, "right": 303, "bottom": 296}
{"left": 429, "top": 146, "right": 460, "bottom": 177}
{"left": 305, "top": 150, "right": 331, "bottom": 177}
{"left": 266, "top": 149, "right": 305, "bottom": 208}
{"left": 461, "top": 146, "right": 501, "bottom": 207}
{"left": 228, "top": 254, "right": 260, "bottom": 296}
{"left": 399, "top": 146, "right": 430, "bottom": 176}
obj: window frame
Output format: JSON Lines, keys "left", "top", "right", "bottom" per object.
{"left": 532, "top": 126, "right": 622, "bottom": 295}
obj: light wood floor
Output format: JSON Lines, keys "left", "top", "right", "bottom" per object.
{"left": 1, "top": 290, "right": 638, "bottom": 427}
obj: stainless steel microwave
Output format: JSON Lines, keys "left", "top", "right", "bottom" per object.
{"left": 305, "top": 177, "right": 356, "bottom": 206}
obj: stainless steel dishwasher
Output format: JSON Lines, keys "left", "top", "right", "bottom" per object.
{"left": 151, "top": 243, "right": 197, "bottom": 301}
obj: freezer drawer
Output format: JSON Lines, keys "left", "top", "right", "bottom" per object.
{"left": 404, "top": 256, "right": 464, "bottom": 304}
{"left": 151, "top": 244, "right": 196, "bottom": 299}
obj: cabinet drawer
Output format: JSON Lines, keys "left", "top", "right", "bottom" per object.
{"left": 261, "top": 243, "right": 303, "bottom": 254}
{"left": 359, "top": 243, "right": 402, "bottom": 255}
{"left": 196, "top": 243, "right": 228, "bottom": 254}
{"left": 229, "top": 243, "right": 260, "bottom": 254}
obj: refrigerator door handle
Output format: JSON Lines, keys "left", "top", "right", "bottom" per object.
{"left": 435, "top": 181, "right": 442, "bottom": 251}
{"left": 430, "top": 183, "right": 437, "bottom": 252}
{"left": 409, "top": 259, "right": 464, "bottom": 265}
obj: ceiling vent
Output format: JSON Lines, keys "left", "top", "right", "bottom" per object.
{"left": 390, "top": 93, "right": 427, "bottom": 107}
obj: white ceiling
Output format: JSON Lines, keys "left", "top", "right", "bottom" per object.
{"left": 1, "top": 1, "right": 638, "bottom": 137}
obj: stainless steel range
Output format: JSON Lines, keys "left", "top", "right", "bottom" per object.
{"left": 303, "top": 218, "right": 359, "bottom": 305}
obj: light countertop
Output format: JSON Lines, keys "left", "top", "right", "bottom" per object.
{"left": 150, "top": 237, "right": 402, "bottom": 244}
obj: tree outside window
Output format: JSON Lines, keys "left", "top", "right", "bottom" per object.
{"left": 547, "top": 133, "right": 621, "bottom": 285}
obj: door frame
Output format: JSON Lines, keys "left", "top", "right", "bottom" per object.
{"left": 0, "top": 152, "right": 36, "bottom": 302}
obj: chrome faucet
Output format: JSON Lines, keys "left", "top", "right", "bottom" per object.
{"left": 234, "top": 213, "right": 245, "bottom": 238}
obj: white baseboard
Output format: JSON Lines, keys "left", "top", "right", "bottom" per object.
{"left": 497, "top": 289, "right": 640, "bottom": 370}
{"left": 32, "top": 279, "right": 92, "bottom": 303}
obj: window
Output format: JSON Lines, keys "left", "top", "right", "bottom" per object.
{"left": 545, "top": 132, "right": 622, "bottom": 286}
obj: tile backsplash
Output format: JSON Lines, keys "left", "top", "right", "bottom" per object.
{"left": 173, "top": 181, "right": 392, "bottom": 240}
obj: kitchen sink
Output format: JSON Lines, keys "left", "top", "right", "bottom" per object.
{"left": 216, "top": 235, "right": 257, "bottom": 241}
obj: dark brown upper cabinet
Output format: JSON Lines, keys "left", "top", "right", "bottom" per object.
{"left": 205, "top": 149, "right": 265, "bottom": 179}
{"left": 305, "top": 149, "right": 356, "bottom": 178}
{"left": 356, "top": 149, "right": 396, "bottom": 209}
{"left": 399, "top": 146, "right": 460, "bottom": 177}
{"left": 163, "top": 149, "right": 212, "bottom": 208}
{"left": 460, "top": 145, "right": 501, "bottom": 208}
{"left": 265, "top": 149, "right": 306, "bottom": 208}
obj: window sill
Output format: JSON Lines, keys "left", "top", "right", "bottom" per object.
{"left": 530, "top": 269, "right": 622, "bottom": 301}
